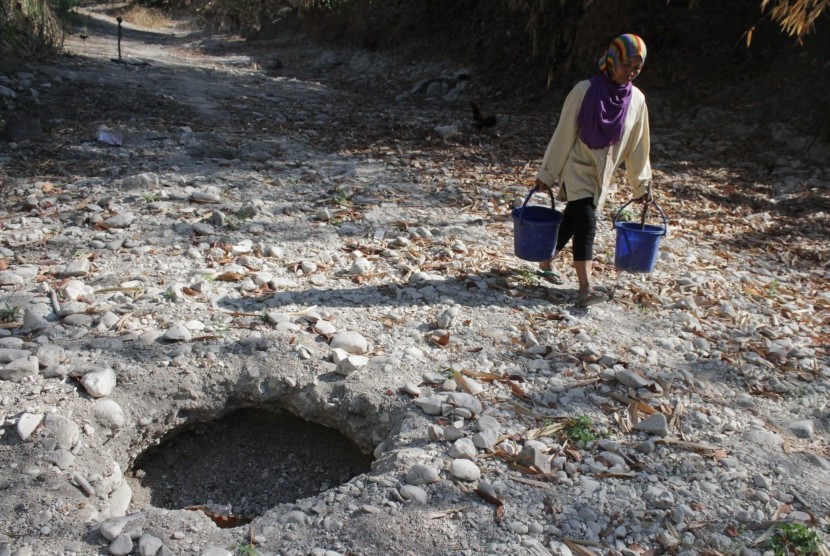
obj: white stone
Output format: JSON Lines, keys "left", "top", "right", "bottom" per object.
{"left": 449, "top": 459, "right": 481, "bottom": 481}
{"left": 350, "top": 258, "right": 372, "bottom": 276}
{"left": 81, "top": 367, "right": 117, "bottom": 398}
{"left": 449, "top": 438, "right": 478, "bottom": 460}
{"left": 163, "top": 324, "right": 192, "bottom": 342}
{"left": 633, "top": 413, "right": 669, "bottom": 437}
{"left": 108, "top": 481, "right": 133, "bottom": 518}
{"left": 329, "top": 331, "right": 369, "bottom": 354}
{"left": 336, "top": 355, "right": 368, "bottom": 376}
{"left": 313, "top": 320, "right": 337, "bottom": 335}
{"left": 405, "top": 464, "right": 439, "bottom": 485}
{"left": 16, "top": 413, "right": 43, "bottom": 441}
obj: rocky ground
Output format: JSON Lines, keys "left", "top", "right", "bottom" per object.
{"left": 0, "top": 4, "right": 829, "bottom": 556}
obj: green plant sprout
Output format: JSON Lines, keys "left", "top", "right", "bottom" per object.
{"left": 772, "top": 523, "right": 824, "bottom": 556}
{"left": 0, "top": 304, "right": 21, "bottom": 323}
{"left": 565, "top": 415, "right": 601, "bottom": 449}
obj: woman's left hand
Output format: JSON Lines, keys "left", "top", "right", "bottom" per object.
{"left": 638, "top": 183, "right": 653, "bottom": 204}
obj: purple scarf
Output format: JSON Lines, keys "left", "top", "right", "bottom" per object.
{"left": 576, "top": 73, "right": 632, "bottom": 150}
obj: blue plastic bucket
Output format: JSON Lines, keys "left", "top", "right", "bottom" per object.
{"left": 613, "top": 199, "right": 668, "bottom": 273}
{"left": 511, "top": 186, "right": 563, "bottom": 262}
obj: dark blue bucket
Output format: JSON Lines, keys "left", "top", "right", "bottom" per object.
{"left": 511, "top": 186, "right": 563, "bottom": 262}
{"left": 613, "top": 198, "right": 668, "bottom": 273}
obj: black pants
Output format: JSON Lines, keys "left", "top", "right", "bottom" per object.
{"left": 556, "top": 197, "right": 596, "bottom": 261}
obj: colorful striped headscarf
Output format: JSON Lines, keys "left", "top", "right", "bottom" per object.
{"left": 598, "top": 33, "right": 647, "bottom": 77}
{"left": 576, "top": 34, "right": 647, "bottom": 150}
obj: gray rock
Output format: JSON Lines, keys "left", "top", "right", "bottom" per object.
{"left": 103, "top": 212, "right": 136, "bottom": 228}
{"left": 108, "top": 534, "right": 133, "bottom": 556}
{"left": 44, "top": 448, "right": 75, "bottom": 470}
{"left": 788, "top": 419, "right": 814, "bottom": 439}
{"left": 614, "top": 369, "right": 653, "bottom": 388}
{"left": 0, "top": 356, "right": 39, "bottom": 381}
{"left": 0, "top": 272, "right": 24, "bottom": 286}
{"left": 137, "top": 534, "right": 163, "bottom": 556}
{"left": 118, "top": 172, "right": 159, "bottom": 191}
{"left": 476, "top": 415, "right": 502, "bottom": 433}
{"left": 43, "top": 414, "right": 79, "bottom": 450}
{"left": 279, "top": 510, "right": 308, "bottom": 524}
{"left": 413, "top": 396, "right": 444, "bottom": 416}
{"left": 163, "top": 324, "right": 192, "bottom": 342}
{"left": 0, "top": 349, "right": 30, "bottom": 363}
{"left": 36, "top": 345, "right": 65, "bottom": 367}
{"left": 472, "top": 430, "right": 500, "bottom": 450}
{"left": 405, "top": 464, "right": 439, "bottom": 485}
{"left": 62, "top": 259, "right": 91, "bottom": 277}
{"left": 191, "top": 191, "right": 221, "bottom": 203}
{"left": 447, "top": 392, "right": 482, "bottom": 416}
{"left": 94, "top": 399, "right": 125, "bottom": 428}
{"left": 633, "top": 413, "right": 669, "bottom": 437}
{"left": 645, "top": 485, "right": 675, "bottom": 509}
{"left": 99, "top": 513, "right": 145, "bottom": 541}
{"left": 399, "top": 484, "right": 428, "bottom": 504}
{"left": 518, "top": 446, "right": 551, "bottom": 473}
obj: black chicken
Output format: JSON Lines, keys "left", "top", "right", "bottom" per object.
{"left": 470, "top": 101, "right": 498, "bottom": 131}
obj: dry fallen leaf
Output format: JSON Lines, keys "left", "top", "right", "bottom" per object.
{"left": 215, "top": 271, "right": 245, "bottom": 282}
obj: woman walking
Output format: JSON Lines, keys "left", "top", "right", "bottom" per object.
{"left": 534, "top": 33, "right": 653, "bottom": 307}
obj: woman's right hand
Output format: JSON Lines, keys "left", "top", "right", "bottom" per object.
{"left": 535, "top": 178, "right": 552, "bottom": 191}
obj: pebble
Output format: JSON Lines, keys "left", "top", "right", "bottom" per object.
{"left": 399, "top": 484, "right": 428, "bottom": 504}
{"left": 62, "top": 259, "right": 91, "bottom": 277}
{"left": 163, "top": 324, "right": 192, "bottom": 342}
{"left": 405, "top": 464, "right": 439, "bottom": 485}
{"left": 81, "top": 367, "right": 117, "bottom": 397}
{"left": 449, "top": 459, "right": 481, "bottom": 481}
{"left": 449, "top": 438, "right": 477, "bottom": 460}
{"left": 103, "top": 212, "right": 136, "bottom": 228}
{"left": 633, "top": 413, "right": 669, "bottom": 437}
{"left": 15, "top": 413, "right": 43, "bottom": 441}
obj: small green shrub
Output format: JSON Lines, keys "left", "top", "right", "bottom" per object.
{"left": 565, "top": 415, "right": 600, "bottom": 448}
{"left": 772, "top": 523, "right": 824, "bottom": 556}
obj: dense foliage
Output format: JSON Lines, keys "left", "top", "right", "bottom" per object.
{"left": 0, "top": 0, "right": 69, "bottom": 62}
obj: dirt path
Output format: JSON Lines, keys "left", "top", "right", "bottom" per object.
{"left": 0, "top": 4, "right": 828, "bottom": 556}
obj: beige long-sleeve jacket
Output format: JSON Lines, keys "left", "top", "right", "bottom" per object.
{"left": 536, "top": 79, "right": 652, "bottom": 212}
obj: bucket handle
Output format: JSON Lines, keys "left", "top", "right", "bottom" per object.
{"left": 614, "top": 196, "right": 668, "bottom": 236}
{"left": 518, "top": 185, "right": 556, "bottom": 226}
